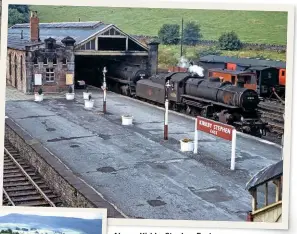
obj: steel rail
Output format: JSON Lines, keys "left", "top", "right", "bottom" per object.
{"left": 4, "top": 147, "right": 56, "bottom": 207}
{"left": 2, "top": 188, "right": 15, "bottom": 206}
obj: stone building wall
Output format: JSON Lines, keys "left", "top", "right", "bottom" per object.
{"left": 31, "top": 48, "right": 72, "bottom": 93}
{"left": 6, "top": 48, "right": 27, "bottom": 93}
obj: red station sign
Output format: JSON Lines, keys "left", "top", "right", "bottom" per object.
{"left": 196, "top": 116, "right": 234, "bottom": 141}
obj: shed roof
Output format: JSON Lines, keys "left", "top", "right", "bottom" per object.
{"left": 8, "top": 21, "right": 110, "bottom": 50}
{"left": 245, "top": 160, "right": 283, "bottom": 191}
{"left": 200, "top": 55, "right": 286, "bottom": 69}
{"left": 208, "top": 68, "right": 254, "bottom": 75}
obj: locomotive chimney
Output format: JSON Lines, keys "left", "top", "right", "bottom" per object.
{"left": 147, "top": 41, "right": 159, "bottom": 76}
{"left": 30, "top": 11, "right": 40, "bottom": 42}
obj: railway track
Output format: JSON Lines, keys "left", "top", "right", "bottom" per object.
{"left": 258, "top": 101, "right": 285, "bottom": 136}
{"left": 2, "top": 140, "right": 63, "bottom": 207}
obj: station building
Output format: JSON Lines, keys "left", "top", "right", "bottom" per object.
{"left": 7, "top": 11, "right": 159, "bottom": 94}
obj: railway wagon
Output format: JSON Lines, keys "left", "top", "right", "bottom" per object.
{"left": 208, "top": 68, "right": 257, "bottom": 91}
{"left": 199, "top": 55, "right": 286, "bottom": 97}
{"left": 136, "top": 72, "right": 267, "bottom": 136}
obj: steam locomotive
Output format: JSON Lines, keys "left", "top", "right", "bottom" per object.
{"left": 104, "top": 63, "right": 267, "bottom": 136}
{"left": 135, "top": 72, "right": 267, "bottom": 136}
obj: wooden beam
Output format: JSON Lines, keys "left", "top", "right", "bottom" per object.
{"left": 275, "top": 179, "right": 281, "bottom": 202}
{"left": 252, "top": 188, "right": 257, "bottom": 212}
{"left": 95, "top": 37, "right": 98, "bottom": 51}
{"left": 98, "top": 35, "right": 127, "bottom": 38}
{"left": 74, "top": 50, "right": 148, "bottom": 56}
{"left": 264, "top": 183, "right": 268, "bottom": 206}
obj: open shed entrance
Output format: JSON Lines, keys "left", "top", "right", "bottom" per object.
{"left": 74, "top": 55, "right": 148, "bottom": 89}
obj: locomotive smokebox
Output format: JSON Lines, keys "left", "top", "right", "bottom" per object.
{"left": 147, "top": 41, "right": 160, "bottom": 76}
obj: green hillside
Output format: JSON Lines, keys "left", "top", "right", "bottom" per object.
{"left": 30, "top": 5, "right": 287, "bottom": 45}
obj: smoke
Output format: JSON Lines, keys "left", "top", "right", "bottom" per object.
{"left": 188, "top": 65, "right": 204, "bottom": 77}
{"left": 176, "top": 56, "right": 204, "bottom": 77}
{"left": 177, "top": 56, "right": 190, "bottom": 68}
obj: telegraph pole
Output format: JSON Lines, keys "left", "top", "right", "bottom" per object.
{"left": 164, "top": 80, "right": 171, "bottom": 140}
{"left": 180, "top": 17, "right": 184, "bottom": 58}
{"left": 102, "top": 67, "right": 107, "bottom": 114}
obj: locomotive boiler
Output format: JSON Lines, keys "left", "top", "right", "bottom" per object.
{"left": 184, "top": 77, "right": 260, "bottom": 111}
{"left": 107, "top": 62, "right": 148, "bottom": 95}
{"left": 135, "top": 72, "right": 267, "bottom": 136}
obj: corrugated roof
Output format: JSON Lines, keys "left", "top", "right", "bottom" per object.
{"left": 8, "top": 21, "right": 110, "bottom": 50}
{"left": 208, "top": 68, "right": 254, "bottom": 75}
{"left": 200, "top": 55, "right": 286, "bottom": 69}
{"left": 12, "top": 21, "right": 104, "bottom": 29}
{"left": 245, "top": 160, "right": 283, "bottom": 191}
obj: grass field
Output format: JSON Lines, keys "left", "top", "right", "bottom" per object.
{"left": 30, "top": 5, "right": 287, "bottom": 45}
{"left": 29, "top": 5, "right": 287, "bottom": 67}
{"left": 158, "top": 44, "right": 286, "bottom": 67}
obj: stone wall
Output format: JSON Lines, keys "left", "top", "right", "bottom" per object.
{"left": 31, "top": 45, "right": 74, "bottom": 93}
{"left": 6, "top": 49, "right": 27, "bottom": 93}
{"left": 5, "top": 118, "right": 125, "bottom": 218}
{"left": 132, "top": 35, "right": 287, "bottom": 52}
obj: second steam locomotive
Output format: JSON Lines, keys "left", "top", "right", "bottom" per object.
{"left": 106, "top": 64, "right": 268, "bottom": 137}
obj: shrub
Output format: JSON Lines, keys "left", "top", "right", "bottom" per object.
{"left": 68, "top": 86, "right": 73, "bottom": 93}
{"left": 158, "top": 48, "right": 179, "bottom": 67}
{"left": 196, "top": 46, "right": 222, "bottom": 59}
{"left": 158, "top": 24, "right": 180, "bottom": 45}
{"left": 183, "top": 21, "right": 202, "bottom": 46}
{"left": 218, "top": 31, "right": 242, "bottom": 50}
{"left": 38, "top": 88, "right": 43, "bottom": 95}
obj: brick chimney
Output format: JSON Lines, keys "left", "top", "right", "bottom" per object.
{"left": 30, "top": 11, "right": 40, "bottom": 42}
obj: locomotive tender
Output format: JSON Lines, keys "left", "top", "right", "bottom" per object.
{"left": 135, "top": 72, "right": 268, "bottom": 137}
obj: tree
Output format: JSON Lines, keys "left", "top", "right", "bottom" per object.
{"left": 183, "top": 21, "right": 202, "bottom": 46}
{"left": 218, "top": 31, "right": 242, "bottom": 50}
{"left": 158, "top": 24, "right": 180, "bottom": 45}
{"left": 8, "top": 5, "right": 29, "bottom": 26}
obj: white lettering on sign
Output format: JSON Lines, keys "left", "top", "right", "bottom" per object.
{"left": 213, "top": 125, "right": 232, "bottom": 135}
{"left": 199, "top": 120, "right": 212, "bottom": 129}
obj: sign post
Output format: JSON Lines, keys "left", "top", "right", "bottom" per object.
{"left": 102, "top": 67, "right": 107, "bottom": 114}
{"left": 194, "top": 116, "right": 237, "bottom": 170}
{"left": 164, "top": 80, "right": 171, "bottom": 140}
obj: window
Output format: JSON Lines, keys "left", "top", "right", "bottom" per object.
{"left": 86, "top": 41, "right": 91, "bottom": 50}
{"left": 231, "top": 76, "right": 236, "bottom": 84}
{"left": 62, "top": 58, "right": 67, "bottom": 65}
{"left": 43, "top": 58, "right": 48, "bottom": 65}
{"left": 53, "top": 57, "right": 57, "bottom": 65}
{"left": 45, "top": 68, "right": 55, "bottom": 82}
{"left": 281, "top": 70, "right": 285, "bottom": 76}
{"left": 33, "top": 57, "right": 38, "bottom": 65}
{"left": 91, "top": 40, "right": 95, "bottom": 50}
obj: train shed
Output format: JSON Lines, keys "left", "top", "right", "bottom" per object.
{"left": 7, "top": 11, "right": 159, "bottom": 93}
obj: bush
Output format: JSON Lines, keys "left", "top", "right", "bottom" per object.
{"left": 158, "top": 24, "right": 180, "bottom": 45}
{"left": 183, "top": 22, "right": 202, "bottom": 46}
{"left": 196, "top": 46, "right": 222, "bottom": 59}
{"left": 218, "top": 31, "right": 242, "bottom": 50}
{"left": 8, "top": 5, "right": 29, "bottom": 26}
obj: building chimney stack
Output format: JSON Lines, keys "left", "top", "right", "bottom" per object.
{"left": 30, "top": 11, "right": 39, "bottom": 42}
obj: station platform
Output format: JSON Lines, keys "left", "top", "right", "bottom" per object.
{"left": 5, "top": 87, "right": 282, "bottom": 221}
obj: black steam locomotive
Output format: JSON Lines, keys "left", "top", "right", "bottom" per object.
{"left": 103, "top": 63, "right": 267, "bottom": 136}
{"left": 135, "top": 72, "right": 267, "bottom": 137}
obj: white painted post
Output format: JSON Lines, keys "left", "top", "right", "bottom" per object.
{"left": 230, "top": 129, "right": 237, "bottom": 170}
{"left": 194, "top": 118, "right": 198, "bottom": 154}
{"left": 102, "top": 67, "right": 107, "bottom": 113}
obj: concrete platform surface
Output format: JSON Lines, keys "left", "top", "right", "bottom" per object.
{"left": 5, "top": 88, "right": 281, "bottom": 221}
